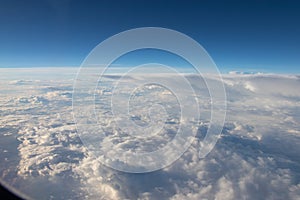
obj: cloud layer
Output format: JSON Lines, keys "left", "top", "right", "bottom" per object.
{"left": 0, "top": 68, "right": 299, "bottom": 199}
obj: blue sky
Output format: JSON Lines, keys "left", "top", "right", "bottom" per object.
{"left": 0, "top": 0, "right": 299, "bottom": 73}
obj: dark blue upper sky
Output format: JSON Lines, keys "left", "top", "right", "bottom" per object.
{"left": 0, "top": 0, "right": 299, "bottom": 73}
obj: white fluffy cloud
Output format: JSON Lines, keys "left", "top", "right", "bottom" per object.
{"left": 0, "top": 68, "right": 299, "bottom": 199}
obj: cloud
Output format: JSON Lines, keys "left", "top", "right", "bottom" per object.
{"left": 0, "top": 68, "right": 299, "bottom": 199}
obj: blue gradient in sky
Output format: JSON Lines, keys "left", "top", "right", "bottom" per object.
{"left": 0, "top": 0, "right": 299, "bottom": 73}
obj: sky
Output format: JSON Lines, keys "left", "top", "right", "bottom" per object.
{"left": 0, "top": 0, "right": 299, "bottom": 73}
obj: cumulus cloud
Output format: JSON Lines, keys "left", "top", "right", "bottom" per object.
{"left": 0, "top": 68, "right": 300, "bottom": 200}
